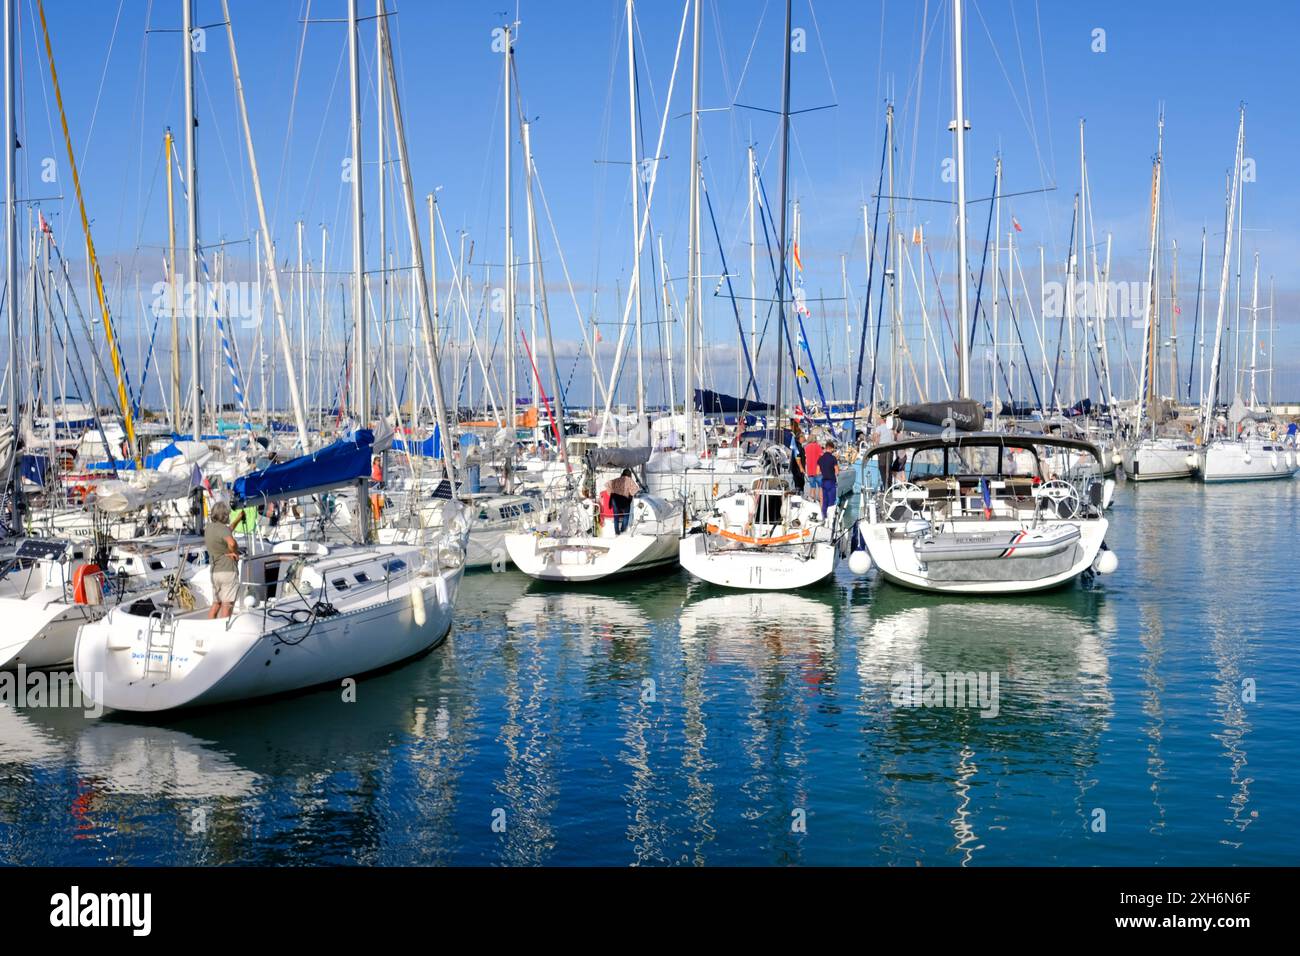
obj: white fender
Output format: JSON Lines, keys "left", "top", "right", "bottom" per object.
{"left": 848, "top": 550, "right": 873, "bottom": 575}
{"left": 410, "top": 583, "right": 427, "bottom": 627}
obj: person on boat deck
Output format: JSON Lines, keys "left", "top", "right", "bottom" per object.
{"left": 804, "top": 433, "right": 823, "bottom": 505}
{"left": 606, "top": 469, "right": 641, "bottom": 535}
{"left": 818, "top": 442, "right": 840, "bottom": 518}
{"left": 873, "top": 415, "right": 896, "bottom": 488}
{"left": 204, "top": 502, "right": 241, "bottom": 619}
{"left": 890, "top": 449, "right": 908, "bottom": 486}
{"left": 789, "top": 427, "right": 807, "bottom": 496}
{"left": 369, "top": 455, "right": 385, "bottom": 522}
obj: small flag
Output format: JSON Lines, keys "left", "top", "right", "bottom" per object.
{"left": 1012, "top": 217, "right": 1023, "bottom": 233}
{"left": 1173, "top": 305, "right": 1181, "bottom": 314}
{"left": 911, "top": 226, "right": 922, "bottom": 245}
{"left": 794, "top": 288, "right": 811, "bottom": 317}
{"left": 796, "top": 366, "right": 809, "bottom": 381}
{"left": 792, "top": 241, "right": 803, "bottom": 272}
{"left": 593, "top": 327, "right": 602, "bottom": 344}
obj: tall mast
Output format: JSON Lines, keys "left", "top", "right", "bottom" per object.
{"left": 520, "top": 117, "right": 567, "bottom": 466}
{"left": 1201, "top": 107, "right": 1245, "bottom": 439}
{"left": 427, "top": 191, "right": 437, "bottom": 422}
{"left": 683, "top": 0, "right": 701, "bottom": 450}
{"left": 1248, "top": 251, "right": 1259, "bottom": 407}
{"left": 1196, "top": 228, "right": 1206, "bottom": 404}
{"left": 773, "top": 0, "right": 792, "bottom": 439}
{"left": 626, "top": 0, "right": 645, "bottom": 421}
{"left": 347, "top": 0, "right": 367, "bottom": 422}
{"left": 748, "top": 144, "right": 757, "bottom": 394}
{"left": 951, "top": 0, "right": 971, "bottom": 398}
{"left": 1170, "top": 239, "right": 1179, "bottom": 406}
{"left": 165, "top": 128, "right": 181, "bottom": 431}
{"left": 183, "top": 0, "right": 201, "bottom": 437}
{"left": 375, "top": 0, "right": 389, "bottom": 423}
{"left": 4, "top": 0, "right": 17, "bottom": 525}
{"left": 503, "top": 22, "right": 515, "bottom": 462}
{"left": 221, "top": 0, "right": 310, "bottom": 449}
{"left": 377, "top": 0, "right": 455, "bottom": 483}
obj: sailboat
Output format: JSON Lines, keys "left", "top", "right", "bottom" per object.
{"left": 74, "top": 430, "right": 468, "bottom": 712}
{"left": 676, "top": 0, "right": 841, "bottom": 591}
{"left": 1196, "top": 108, "right": 1297, "bottom": 483}
{"left": 849, "top": 0, "right": 1119, "bottom": 595}
{"left": 504, "top": 447, "right": 681, "bottom": 583}
{"left": 1120, "top": 113, "right": 1197, "bottom": 482}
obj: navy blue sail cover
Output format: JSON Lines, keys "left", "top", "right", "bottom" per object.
{"left": 232, "top": 430, "right": 374, "bottom": 503}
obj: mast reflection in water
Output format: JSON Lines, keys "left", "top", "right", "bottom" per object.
{"left": 0, "top": 484, "right": 1297, "bottom": 865}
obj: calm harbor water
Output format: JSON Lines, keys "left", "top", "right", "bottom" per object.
{"left": 1, "top": 480, "right": 1297, "bottom": 866}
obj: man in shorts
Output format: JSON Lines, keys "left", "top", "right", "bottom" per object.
{"left": 205, "top": 502, "right": 242, "bottom": 618}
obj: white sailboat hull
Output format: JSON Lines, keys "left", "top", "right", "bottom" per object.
{"left": 858, "top": 518, "right": 1108, "bottom": 594}
{"left": 1198, "top": 440, "right": 1297, "bottom": 483}
{"left": 1121, "top": 439, "right": 1197, "bottom": 481}
{"left": 504, "top": 529, "right": 679, "bottom": 582}
{"left": 74, "top": 568, "right": 463, "bottom": 713}
{"left": 678, "top": 532, "right": 837, "bottom": 590}
{"left": 0, "top": 590, "right": 106, "bottom": 669}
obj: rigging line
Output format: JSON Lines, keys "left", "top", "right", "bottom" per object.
{"left": 37, "top": 266, "right": 121, "bottom": 475}
{"left": 970, "top": 2, "right": 1053, "bottom": 219}
{"left": 271, "top": 0, "right": 312, "bottom": 232}
{"left": 195, "top": 56, "right": 251, "bottom": 241}
{"left": 78, "top": 0, "right": 126, "bottom": 166}
{"left": 700, "top": 174, "right": 760, "bottom": 402}
{"left": 126, "top": 0, "right": 153, "bottom": 252}
{"left": 968, "top": 162, "right": 997, "bottom": 350}
{"left": 1049, "top": 202, "right": 1078, "bottom": 409}
{"left": 1009, "top": 0, "right": 1056, "bottom": 244}
{"left": 851, "top": 118, "right": 890, "bottom": 423}
{"left": 753, "top": 170, "right": 820, "bottom": 421}
{"left": 805, "top": 0, "right": 839, "bottom": 105}
{"left": 37, "top": 0, "right": 140, "bottom": 463}
{"left": 730, "top": 0, "right": 770, "bottom": 101}
{"left": 1032, "top": 1, "right": 1057, "bottom": 183}
{"left": 1186, "top": 230, "right": 1205, "bottom": 401}
{"left": 296, "top": 35, "right": 348, "bottom": 235}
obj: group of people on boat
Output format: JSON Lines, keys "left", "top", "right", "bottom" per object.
{"left": 788, "top": 422, "right": 842, "bottom": 517}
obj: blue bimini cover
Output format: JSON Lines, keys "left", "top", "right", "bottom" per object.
{"left": 232, "top": 430, "right": 374, "bottom": 504}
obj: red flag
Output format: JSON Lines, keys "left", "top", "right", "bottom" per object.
{"left": 1012, "top": 217, "right": 1023, "bottom": 233}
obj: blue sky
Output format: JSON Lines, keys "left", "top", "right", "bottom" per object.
{"left": 11, "top": 0, "right": 1300, "bottom": 411}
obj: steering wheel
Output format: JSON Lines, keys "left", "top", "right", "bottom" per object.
{"left": 1037, "top": 479, "right": 1081, "bottom": 520}
{"left": 882, "top": 481, "right": 926, "bottom": 523}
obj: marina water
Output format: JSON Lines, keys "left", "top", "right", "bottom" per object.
{"left": 1, "top": 480, "right": 1295, "bottom": 866}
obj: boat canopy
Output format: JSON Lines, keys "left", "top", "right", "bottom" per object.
{"left": 861, "top": 431, "right": 1104, "bottom": 468}
{"left": 587, "top": 446, "right": 651, "bottom": 469}
{"left": 232, "top": 429, "right": 374, "bottom": 504}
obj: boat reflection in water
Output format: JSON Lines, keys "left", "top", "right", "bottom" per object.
{"left": 0, "top": 660, "right": 478, "bottom": 865}
{"left": 678, "top": 586, "right": 843, "bottom": 865}
{"left": 849, "top": 582, "right": 1116, "bottom": 865}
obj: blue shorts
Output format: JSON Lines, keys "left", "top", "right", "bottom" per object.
{"left": 807, "top": 474, "right": 822, "bottom": 488}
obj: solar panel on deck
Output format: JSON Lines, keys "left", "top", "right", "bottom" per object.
{"left": 15, "top": 539, "right": 68, "bottom": 561}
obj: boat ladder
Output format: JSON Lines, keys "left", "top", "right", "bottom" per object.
{"left": 144, "top": 610, "right": 178, "bottom": 679}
